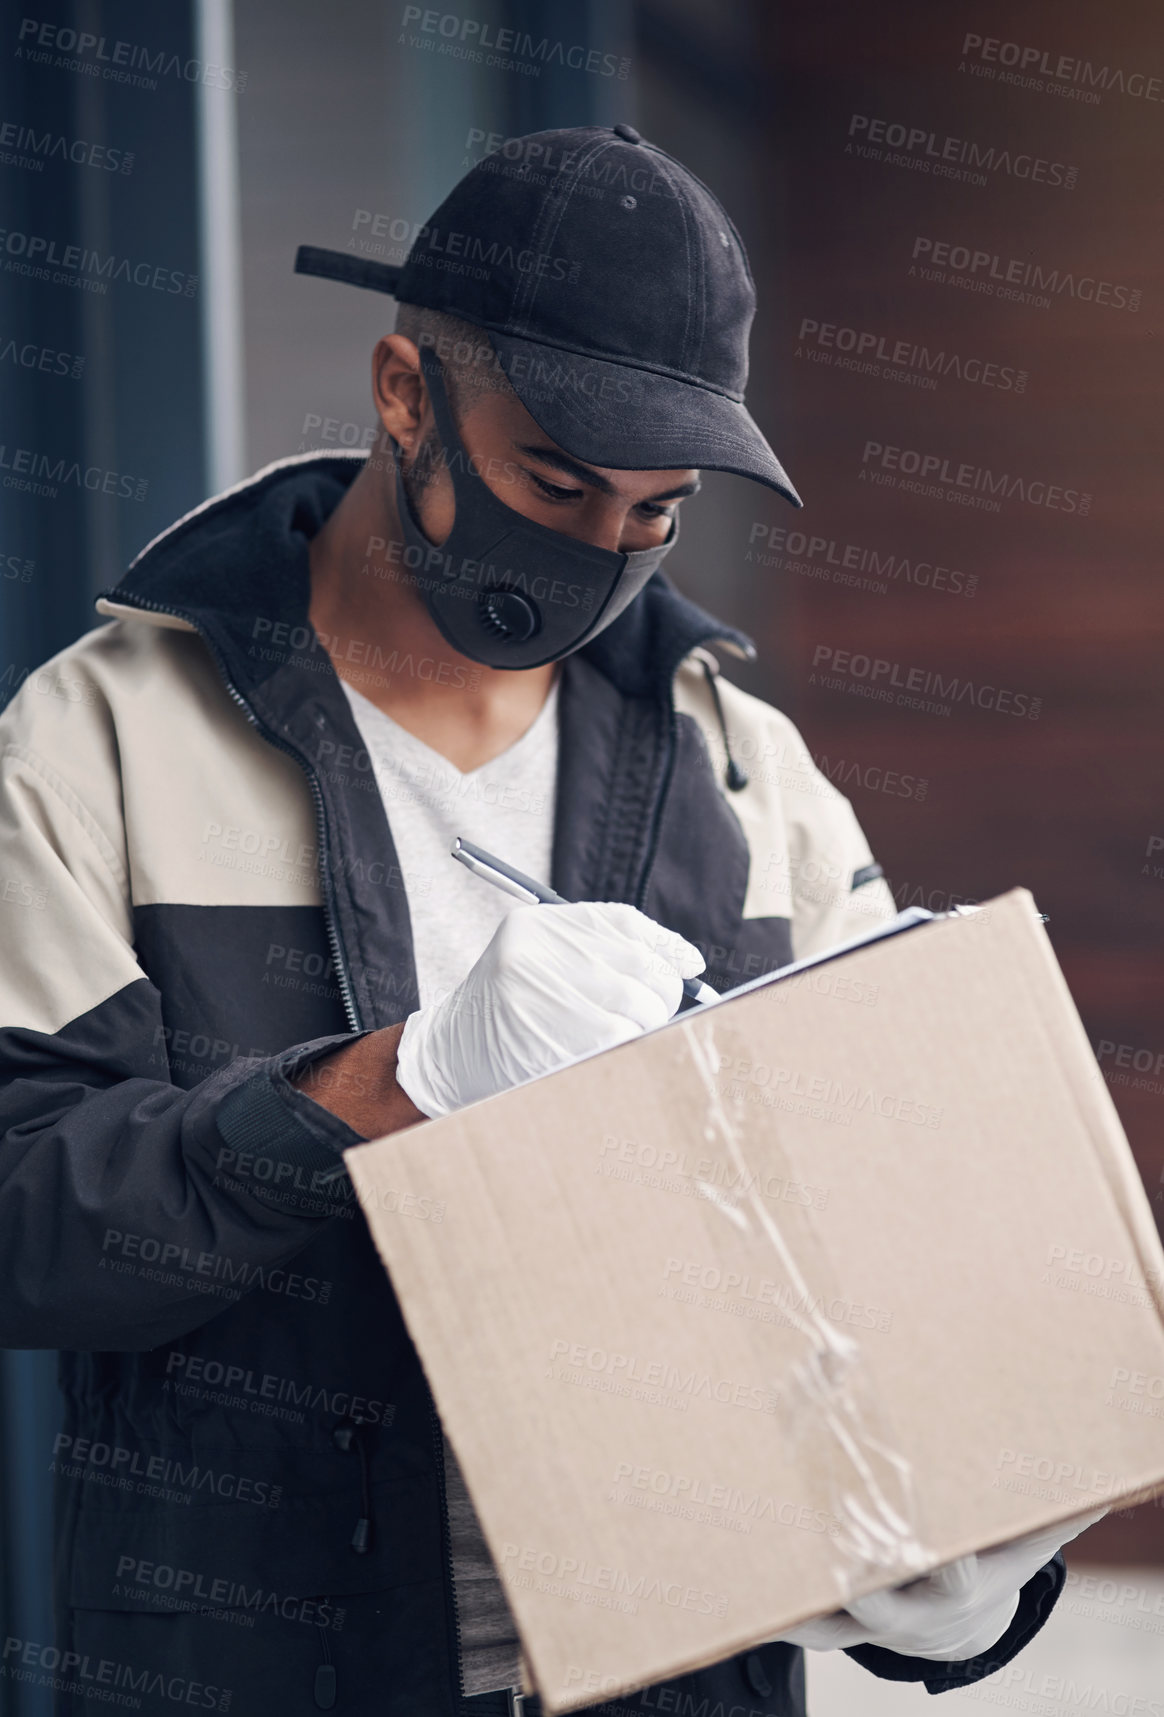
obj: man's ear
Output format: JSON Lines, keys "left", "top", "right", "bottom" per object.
{"left": 371, "top": 334, "right": 431, "bottom": 451}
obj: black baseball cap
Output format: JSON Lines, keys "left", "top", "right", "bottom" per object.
{"left": 295, "top": 124, "right": 801, "bottom": 507}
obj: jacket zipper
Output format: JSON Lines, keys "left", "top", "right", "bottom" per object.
{"left": 98, "top": 593, "right": 362, "bottom": 1034}
{"left": 428, "top": 1388, "right": 467, "bottom": 1709}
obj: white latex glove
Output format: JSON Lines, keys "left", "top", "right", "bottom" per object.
{"left": 395, "top": 901, "right": 705, "bottom": 1118}
{"left": 776, "top": 1507, "right": 1107, "bottom": 1661}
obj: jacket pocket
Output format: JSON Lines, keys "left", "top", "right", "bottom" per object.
{"left": 67, "top": 1463, "right": 444, "bottom": 1613}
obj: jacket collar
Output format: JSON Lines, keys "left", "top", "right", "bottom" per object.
{"left": 97, "top": 452, "right": 756, "bottom": 701}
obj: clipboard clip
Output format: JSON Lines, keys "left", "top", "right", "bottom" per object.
{"left": 951, "top": 903, "right": 1050, "bottom": 924}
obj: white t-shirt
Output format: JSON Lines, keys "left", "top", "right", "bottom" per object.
{"left": 339, "top": 673, "right": 559, "bottom": 1697}
{"left": 340, "top": 675, "right": 560, "bottom": 1009}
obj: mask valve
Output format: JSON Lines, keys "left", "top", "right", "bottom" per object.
{"left": 480, "top": 589, "right": 538, "bottom": 642}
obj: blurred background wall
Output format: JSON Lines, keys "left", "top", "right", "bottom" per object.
{"left": 1, "top": 0, "right": 1161, "bottom": 1710}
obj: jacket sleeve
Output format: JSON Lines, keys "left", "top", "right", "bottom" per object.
{"left": 844, "top": 1552, "right": 1065, "bottom": 1693}
{"left": 0, "top": 735, "right": 371, "bottom": 1354}
{"left": 772, "top": 718, "right": 899, "bottom": 960}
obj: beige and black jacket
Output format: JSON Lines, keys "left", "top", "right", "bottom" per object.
{"left": 0, "top": 453, "right": 1064, "bottom": 1716}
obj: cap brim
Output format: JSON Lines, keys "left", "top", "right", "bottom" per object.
{"left": 488, "top": 331, "right": 802, "bottom": 508}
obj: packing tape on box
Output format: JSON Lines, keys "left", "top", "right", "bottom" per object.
{"left": 687, "top": 1014, "right": 933, "bottom": 1601}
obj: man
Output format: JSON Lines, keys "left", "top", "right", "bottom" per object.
{"left": 0, "top": 126, "right": 1094, "bottom": 1717}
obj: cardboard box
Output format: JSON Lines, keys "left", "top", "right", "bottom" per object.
{"left": 345, "top": 889, "right": 1164, "bottom": 1712}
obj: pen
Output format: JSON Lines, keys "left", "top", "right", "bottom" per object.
{"left": 450, "top": 836, "right": 720, "bottom": 1007}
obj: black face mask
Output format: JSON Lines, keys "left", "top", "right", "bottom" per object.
{"left": 390, "top": 348, "right": 680, "bottom": 669}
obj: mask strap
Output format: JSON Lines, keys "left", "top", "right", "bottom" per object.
{"left": 390, "top": 350, "right": 466, "bottom": 549}
{"left": 416, "top": 347, "right": 484, "bottom": 495}
{"left": 392, "top": 435, "right": 429, "bottom": 544}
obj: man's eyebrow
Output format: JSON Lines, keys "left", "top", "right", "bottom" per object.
{"left": 515, "top": 443, "right": 616, "bottom": 494}
{"left": 648, "top": 477, "right": 702, "bottom": 503}
{"left": 515, "top": 443, "right": 700, "bottom": 503}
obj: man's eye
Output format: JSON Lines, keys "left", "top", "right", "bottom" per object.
{"left": 529, "top": 472, "right": 581, "bottom": 502}
{"left": 637, "top": 502, "right": 674, "bottom": 520}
